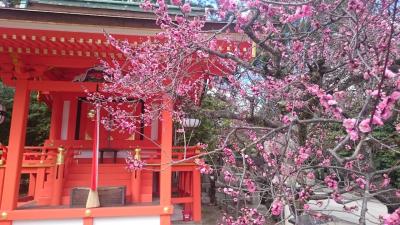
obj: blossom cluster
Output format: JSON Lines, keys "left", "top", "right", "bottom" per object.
{"left": 98, "top": 0, "right": 400, "bottom": 223}
{"left": 125, "top": 151, "right": 144, "bottom": 171}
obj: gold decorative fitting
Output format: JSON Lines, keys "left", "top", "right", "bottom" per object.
{"left": 87, "top": 109, "right": 96, "bottom": 119}
{"left": 0, "top": 159, "right": 4, "bottom": 166}
{"left": 1, "top": 211, "right": 7, "bottom": 219}
{"left": 163, "top": 207, "right": 169, "bottom": 213}
{"left": 85, "top": 209, "right": 91, "bottom": 217}
{"left": 56, "top": 146, "right": 66, "bottom": 165}
{"left": 134, "top": 148, "right": 141, "bottom": 160}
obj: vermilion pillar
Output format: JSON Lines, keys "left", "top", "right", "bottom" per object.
{"left": 160, "top": 95, "right": 173, "bottom": 225}
{"left": 192, "top": 169, "right": 201, "bottom": 222}
{"left": 1, "top": 80, "right": 30, "bottom": 210}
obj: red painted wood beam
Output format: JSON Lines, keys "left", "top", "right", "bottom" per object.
{"left": 4, "top": 205, "right": 172, "bottom": 220}
{"left": 83, "top": 217, "right": 93, "bottom": 225}
{"left": 160, "top": 94, "right": 173, "bottom": 225}
{"left": 21, "top": 55, "right": 100, "bottom": 68}
{"left": 43, "top": 139, "right": 158, "bottom": 149}
{"left": 0, "top": 80, "right": 30, "bottom": 210}
{"left": 2, "top": 79, "right": 99, "bottom": 92}
{"left": 171, "top": 197, "right": 193, "bottom": 204}
{"left": 28, "top": 81, "right": 98, "bottom": 92}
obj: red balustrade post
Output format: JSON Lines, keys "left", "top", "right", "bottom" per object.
{"left": 131, "top": 148, "right": 142, "bottom": 203}
{"left": 28, "top": 173, "right": 36, "bottom": 197}
{"left": 192, "top": 169, "right": 201, "bottom": 222}
{"left": 34, "top": 168, "right": 45, "bottom": 202}
{"left": 131, "top": 171, "right": 142, "bottom": 203}
{"left": 51, "top": 146, "right": 66, "bottom": 205}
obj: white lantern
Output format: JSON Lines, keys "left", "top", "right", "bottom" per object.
{"left": 0, "top": 104, "right": 5, "bottom": 125}
{"left": 181, "top": 118, "right": 201, "bottom": 128}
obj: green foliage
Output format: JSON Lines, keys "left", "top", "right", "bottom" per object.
{"left": 372, "top": 124, "right": 400, "bottom": 188}
{"left": 188, "top": 95, "right": 229, "bottom": 148}
{"left": 0, "top": 81, "right": 14, "bottom": 145}
{"left": 0, "top": 81, "right": 50, "bottom": 146}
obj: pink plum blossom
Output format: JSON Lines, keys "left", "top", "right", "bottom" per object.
{"left": 383, "top": 209, "right": 400, "bottom": 225}
{"left": 358, "top": 119, "right": 372, "bottom": 133}
{"left": 271, "top": 199, "right": 283, "bottom": 216}
{"left": 181, "top": 3, "right": 191, "bottom": 14}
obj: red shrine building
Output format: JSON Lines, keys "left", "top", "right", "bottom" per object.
{"left": 0, "top": 1, "right": 251, "bottom": 225}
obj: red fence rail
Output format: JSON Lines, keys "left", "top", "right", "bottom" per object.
{"left": 0, "top": 144, "right": 201, "bottom": 167}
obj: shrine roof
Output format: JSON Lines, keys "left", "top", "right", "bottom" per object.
{"left": 1, "top": 0, "right": 212, "bottom": 21}
{"left": 0, "top": 0, "right": 250, "bottom": 91}
{"left": 28, "top": 0, "right": 208, "bottom": 15}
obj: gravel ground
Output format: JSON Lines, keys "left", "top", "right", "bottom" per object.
{"left": 202, "top": 204, "right": 223, "bottom": 225}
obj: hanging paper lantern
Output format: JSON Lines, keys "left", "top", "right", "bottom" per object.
{"left": 181, "top": 118, "right": 201, "bottom": 128}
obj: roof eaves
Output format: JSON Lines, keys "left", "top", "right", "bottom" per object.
{"left": 28, "top": 0, "right": 206, "bottom": 16}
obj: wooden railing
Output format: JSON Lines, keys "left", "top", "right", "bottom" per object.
{"left": 0, "top": 143, "right": 201, "bottom": 167}
{"left": 22, "top": 146, "right": 58, "bottom": 166}
{"left": 0, "top": 146, "right": 59, "bottom": 167}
